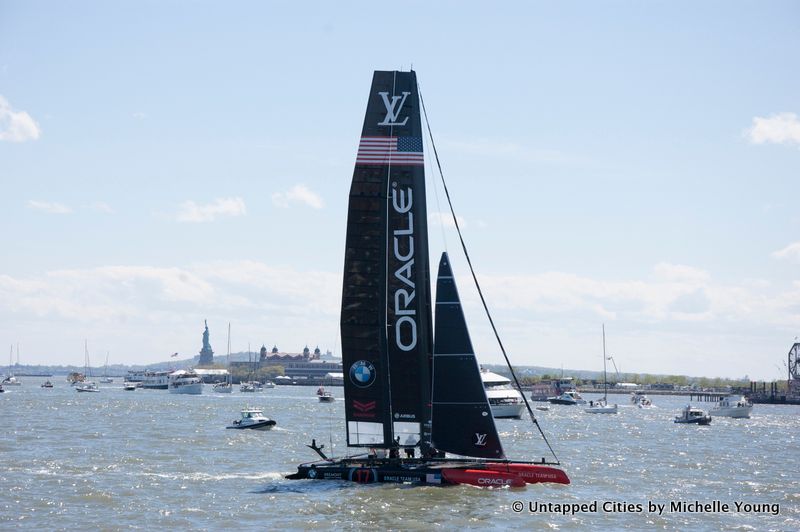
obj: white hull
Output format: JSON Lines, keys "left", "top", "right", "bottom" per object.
{"left": 710, "top": 406, "right": 752, "bottom": 418}
{"left": 213, "top": 384, "right": 233, "bottom": 394}
{"left": 490, "top": 403, "right": 526, "bottom": 419}
{"left": 169, "top": 383, "right": 203, "bottom": 394}
{"left": 585, "top": 405, "right": 618, "bottom": 414}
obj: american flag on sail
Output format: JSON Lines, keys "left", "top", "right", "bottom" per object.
{"left": 356, "top": 136, "right": 424, "bottom": 166}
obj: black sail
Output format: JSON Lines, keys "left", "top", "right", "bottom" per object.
{"left": 431, "top": 252, "right": 505, "bottom": 459}
{"left": 341, "top": 71, "right": 433, "bottom": 449}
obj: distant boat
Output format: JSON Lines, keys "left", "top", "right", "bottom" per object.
{"left": 3, "top": 345, "right": 22, "bottom": 386}
{"left": 100, "top": 352, "right": 113, "bottom": 383}
{"left": 41, "top": 380, "right": 54, "bottom": 388}
{"left": 585, "top": 325, "right": 618, "bottom": 414}
{"left": 77, "top": 340, "right": 99, "bottom": 393}
{"left": 316, "top": 386, "right": 335, "bottom": 403}
{"left": 710, "top": 395, "right": 753, "bottom": 418}
{"left": 226, "top": 407, "right": 276, "bottom": 430}
{"left": 123, "top": 381, "right": 138, "bottom": 391}
{"left": 548, "top": 390, "right": 586, "bottom": 405}
{"left": 168, "top": 369, "right": 203, "bottom": 395}
{"left": 75, "top": 381, "right": 99, "bottom": 393}
{"left": 674, "top": 405, "right": 711, "bottom": 425}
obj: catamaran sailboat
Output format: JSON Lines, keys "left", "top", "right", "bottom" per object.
{"left": 287, "top": 70, "right": 569, "bottom": 487}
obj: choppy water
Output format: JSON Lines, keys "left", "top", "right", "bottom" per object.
{"left": 1, "top": 379, "right": 798, "bottom": 530}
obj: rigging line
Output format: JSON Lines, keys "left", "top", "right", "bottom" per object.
{"left": 417, "top": 83, "right": 561, "bottom": 465}
{"left": 425, "top": 126, "right": 448, "bottom": 253}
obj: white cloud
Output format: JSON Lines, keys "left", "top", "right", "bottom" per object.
{"left": 772, "top": 242, "right": 800, "bottom": 262}
{"left": 429, "top": 211, "right": 466, "bottom": 228}
{"left": 176, "top": 197, "right": 247, "bottom": 222}
{"left": 27, "top": 200, "right": 72, "bottom": 214}
{"left": 271, "top": 184, "right": 324, "bottom": 209}
{"left": 746, "top": 112, "right": 800, "bottom": 147}
{"left": 0, "top": 95, "right": 41, "bottom": 142}
{"left": 89, "top": 202, "right": 115, "bottom": 214}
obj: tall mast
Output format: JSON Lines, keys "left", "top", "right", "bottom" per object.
{"left": 602, "top": 324, "right": 608, "bottom": 401}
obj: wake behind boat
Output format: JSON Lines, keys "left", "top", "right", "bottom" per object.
{"left": 287, "top": 70, "right": 569, "bottom": 488}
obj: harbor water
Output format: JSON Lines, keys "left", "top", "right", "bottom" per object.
{"left": 1, "top": 379, "right": 798, "bottom": 530}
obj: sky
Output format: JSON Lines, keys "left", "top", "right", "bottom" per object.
{"left": 1, "top": 1, "right": 798, "bottom": 380}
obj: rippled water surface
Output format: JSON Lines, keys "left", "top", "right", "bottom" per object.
{"left": 1, "top": 380, "right": 798, "bottom": 530}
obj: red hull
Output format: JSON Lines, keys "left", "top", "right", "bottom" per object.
{"left": 441, "top": 468, "right": 526, "bottom": 488}
{"left": 485, "top": 463, "right": 570, "bottom": 485}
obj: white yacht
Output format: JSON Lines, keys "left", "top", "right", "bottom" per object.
{"left": 1, "top": 375, "right": 21, "bottom": 386}
{"left": 168, "top": 369, "right": 203, "bottom": 395}
{"left": 480, "top": 369, "right": 525, "bottom": 419}
{"left": 75, "top": 381, "right": 99, "bottom": 393}
{"left": 585, "top": 398, "right": 618, "bottom": 414}
{"left": 226, "top": 407, "right": 276, "bottom": 430}
{"left": 710, "top": 395, "right": 753, "bottom": 418}
{"left": 630, "top": 391, "right": 654, "bottom": 408}
{"left": 548, "top": 390, "right": 587, "bottom": 405}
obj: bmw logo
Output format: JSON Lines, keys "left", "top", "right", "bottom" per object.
{"left": 350, "top": 360, "right": 376, "bottom": 388}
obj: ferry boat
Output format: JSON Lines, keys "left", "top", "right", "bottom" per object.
{"left": 674, "top": 405, "right": 711, "bottom": 425}
{"left": 710, "top": 395, "right": 752, "bottom": 418}
{"left": 141, "top": 370, "right": 170, "bottom": 390}
{"left": 481, "top": 369, "right": 525, "bottom": 419}
{"left": 168, "top": 369, "right": 203, "bottom": 395}
{"left": 287, "top": 70, "right": 569, "bottom": 487}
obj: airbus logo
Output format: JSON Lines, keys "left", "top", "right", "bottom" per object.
{"left": 378, "top": 91, "right": 410, "bottom": 126}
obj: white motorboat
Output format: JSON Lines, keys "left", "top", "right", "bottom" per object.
{"left": 317, "top": 386, "right": 335, "bottom": 402}
{"left": 1, "top": 375, "right": 21, "bottom": 386}
{"left": 240, "top": 381, "right": 258, "bottom": 393}
{"left": 226, "top": 407, "right": 276, "bottom": 430}
{"left": 630, "top": 391, "right": 654, "bottom": 408}
{"left": 548, "top": 390, "right": 587, "bottom": 405}
{"left": 123, "top": 381, "right": 138, "bottom": 391}
{"left": 213, "top": 381, "right": 233, "bottom": 393}
{"left": 75, "top": 381, "right": 99, "bottom": 393}
{"left": 263, "top": 380, "right": 275, "bottom": 389}
{"left": 674, "top": 405, "right": 711, "bottom": 425}
{"left": 168, "top": 369, "right": 203, "bottom": 395}
{"left": 41, "top": 380, "right": 54, "bottom": 388}
{"left": 710, "top": 395, "right": 753, "bottom": 418}
{"left": 480, "top": 368, "right": 525, "bottom": 419}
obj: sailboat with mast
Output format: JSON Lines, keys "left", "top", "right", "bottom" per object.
{"left": 75, "top": 340, "right": 99, "bottom": 393}
{"left": 585, "top": 325, "right": 618, "bottom": 414}
{"left": 286, "top": 70, "right": 569, "bottom": 487}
